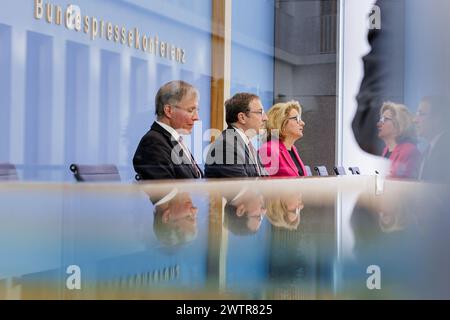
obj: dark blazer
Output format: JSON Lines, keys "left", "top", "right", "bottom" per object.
{"left": 133, "top": 122, "right": 203, "bottom": 180}
{"left": 205, "top": 126, "right": 265, "bottom": 178}
{"left": 420, "top": 130, "right": 450, "bottom": 183}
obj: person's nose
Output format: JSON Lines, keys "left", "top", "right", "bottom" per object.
{"left": 192, "top": 112, "right": 200, "bottom": 121}
{"left": 262, "top": 112, "right": 268, "bottom": 121}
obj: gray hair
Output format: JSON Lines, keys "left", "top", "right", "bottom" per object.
{"left": 155, "top": 80, "right": 199, "bottom": 118}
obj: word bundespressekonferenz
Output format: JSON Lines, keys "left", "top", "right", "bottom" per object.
{"left": 34, "top": 0, "right": 187, "bottom": 64}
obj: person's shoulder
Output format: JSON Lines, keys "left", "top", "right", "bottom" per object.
{"left": 222, "top": 128, "right": 245, "bottom": 146}
{"left": 207, "top": 130, "right": 227, "bottom": 149}
{"left": 397, "top": 142, "right": 421, "bottom": 157}
{"left": 399, "top": 142, "right": 418, "bottom": 151}
{"left": 138, "top": 127, "right": 172, "bottom": 153}
{"left": 267, "top": 139, "right": 282, "bottom": 149}
{"left": 145, "top": 123, "right": 172, "bottom": 141}
{"left": 259, "top": 140, "right": 281, "bottom": 153}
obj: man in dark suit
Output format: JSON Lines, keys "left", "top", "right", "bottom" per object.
{"left": 223, "top": 187, "right": 266, "bottom": 235}
{"left": 414, "top": 96, "right": 450, "bottom": 183}
{"left": 151, "top": 189, "right": 199, "bottom": 247}
{"left": 133, "top": 80, "right": 203, "bottom": 180}
{"left": 205, "top": 93, "right": 268, "bottom": 178}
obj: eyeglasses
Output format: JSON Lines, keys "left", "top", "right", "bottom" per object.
{"left": 287, "top": 115, "right": 302, "bottom": 123}
{"left": 248, "top": 109, "right": 266, "bottom": 117}
{"left": 172, "top": 105, "right": 200, "bottom": 116}
{"left": 168, "top": 207, "right": 197, "bottom": 223}
{"left": 379, "top": 116, "right": 393, "bottom": 124}
{"left": 248, "top": 214, "right": 264, "bottom": 222}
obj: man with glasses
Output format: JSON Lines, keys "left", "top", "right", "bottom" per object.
{"left": 133, "top": 80, "right": 203, "bottom": 180}
{"left": 151, "top": 189, "right": 199, "bottom": 247}
{"left": 223, "top": 187, "right": 267, "bottom": 235}
{"left": 205, "top": 92, "right": 268, "bottom": 178}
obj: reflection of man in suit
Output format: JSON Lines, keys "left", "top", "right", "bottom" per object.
{"left": 414, "top": 96, "right": 450, "bottom": 183}
{"left": 223, "top": 188, "right": 266, "bottom": 235}
{"left": 133, "top": 80, "right": 203, "bottom": 180}
{"left": 151, "top": 189, "right": 199, "bottom": 247}
{"left": 205, "top": 93, "right": 268, "bottom": 178}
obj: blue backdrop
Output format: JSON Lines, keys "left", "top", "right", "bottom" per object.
{"left": 0, "top": 0, "right": 275, "bottom": 181}
{"left": 0, "top": 0, "right": 212, "bottom": 181}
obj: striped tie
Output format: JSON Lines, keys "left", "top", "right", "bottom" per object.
{"left": 178, "top": 136, "right": 201, "bottom": 178}
{"left": 247, "top": 142, "right": 262, "bottom": 176}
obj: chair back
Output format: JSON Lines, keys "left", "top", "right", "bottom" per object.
{"left": 70, "top": 164, "right": 121, "bottom": 182}
{"left": 348, "top": 167, "right": 361, "bottom": 175}
{"left": 303, "top": 165, "right": 313, "bottom": 177}
{"left": 334, "top": 166, "right": 347, "bottom": 175}
{"left": 314, "top": 166, "right": 329, "bottom": 176}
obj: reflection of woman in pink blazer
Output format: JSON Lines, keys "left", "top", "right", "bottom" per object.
{"left": 377, "top": 102, "right": 422, "bottom": 179}
{"left": 258, "top": 101, "right": 308, "bottom": 177}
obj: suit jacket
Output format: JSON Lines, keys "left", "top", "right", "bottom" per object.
{"left": 133, "top": 122, "right": 203, "bottom": 180}
{"left": 258, "top": 140, "right": 307, "bottom": 177}
{"left": 420, "top": 130, "right": 450, "bottom": 183}
{"left": 382, "top": 142, "right": 422, "bottom": 179}
{"left": 205, "top": 126, "right": 265, "bottom": 178}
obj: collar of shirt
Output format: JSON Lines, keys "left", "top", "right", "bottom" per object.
{"left": 232, "top": 126, "right": 251, "bottom": 146}
{"left": 156, "top": 120, "right": 181, "bottom": 143}
{"left": 154, "top": 188, "right": 178, "bottom": 207}
{"left": 231, "top": 186, "right": 249, "bottom": 204}
{"left": 156, "top": 120, "right": 195, "bottom": 167}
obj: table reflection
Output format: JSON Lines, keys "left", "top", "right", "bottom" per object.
{"left": 266, "top": 192, "right": 303, "bottom": 230}
{"left": 223, "top": 187, "right": 266, "bottom": 235}
{"left": 0, "top": 177, "right": 448, "bottom": 299}
{"left": 151, "top": 189, "right": 199, "bottom": 247}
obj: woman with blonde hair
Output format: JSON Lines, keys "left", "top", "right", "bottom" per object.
{"left": 258, "top": 101, "right": 308, "bottom": 177}
{"left": 377, "top": 101, "right": 421, "bottom": 178}
{"left": 265, "top": 193, "right": 303, "bottom": 230}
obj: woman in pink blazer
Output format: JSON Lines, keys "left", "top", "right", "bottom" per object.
{"left": 258, "top": 101, "right": 308, "bottom": 177}
{"left": 377, "top": 101, "right": 422, "bottom": 179}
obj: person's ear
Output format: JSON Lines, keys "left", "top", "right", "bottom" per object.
{"left": 163, "top": 104, "right": 173, "bottom": 119}
{"left": 237, "top": 112, "right": 246, "bottom": 124}
{"left": 236, "top": 204, "right": 246, "bottom": 216}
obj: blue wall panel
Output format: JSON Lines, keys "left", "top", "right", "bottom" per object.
{"left": 0, "top": 24, "right": 12, "bottom": 162}
{"left": 0, "top": 0, "right": 212, "bottom": 181}
{"left": 231, "top": 0, "right": 275, "bottom": 111}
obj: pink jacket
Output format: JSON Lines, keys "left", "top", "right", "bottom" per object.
{"left": 382, "top": 142, "right": 422, "bottom": 179}
{"left": 258, "top": 140, "right": 308, "bottom": 177}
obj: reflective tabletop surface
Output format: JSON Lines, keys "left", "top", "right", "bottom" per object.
{"left": 1, "top": 176, "right": 449, "bottom": 299}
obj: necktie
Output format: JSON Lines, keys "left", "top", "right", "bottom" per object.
{"left": 247, "top": 142, "right": 262, "bottom": 176}
{"left": 178, "top": 136, "right": 201, "bottom": 178}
